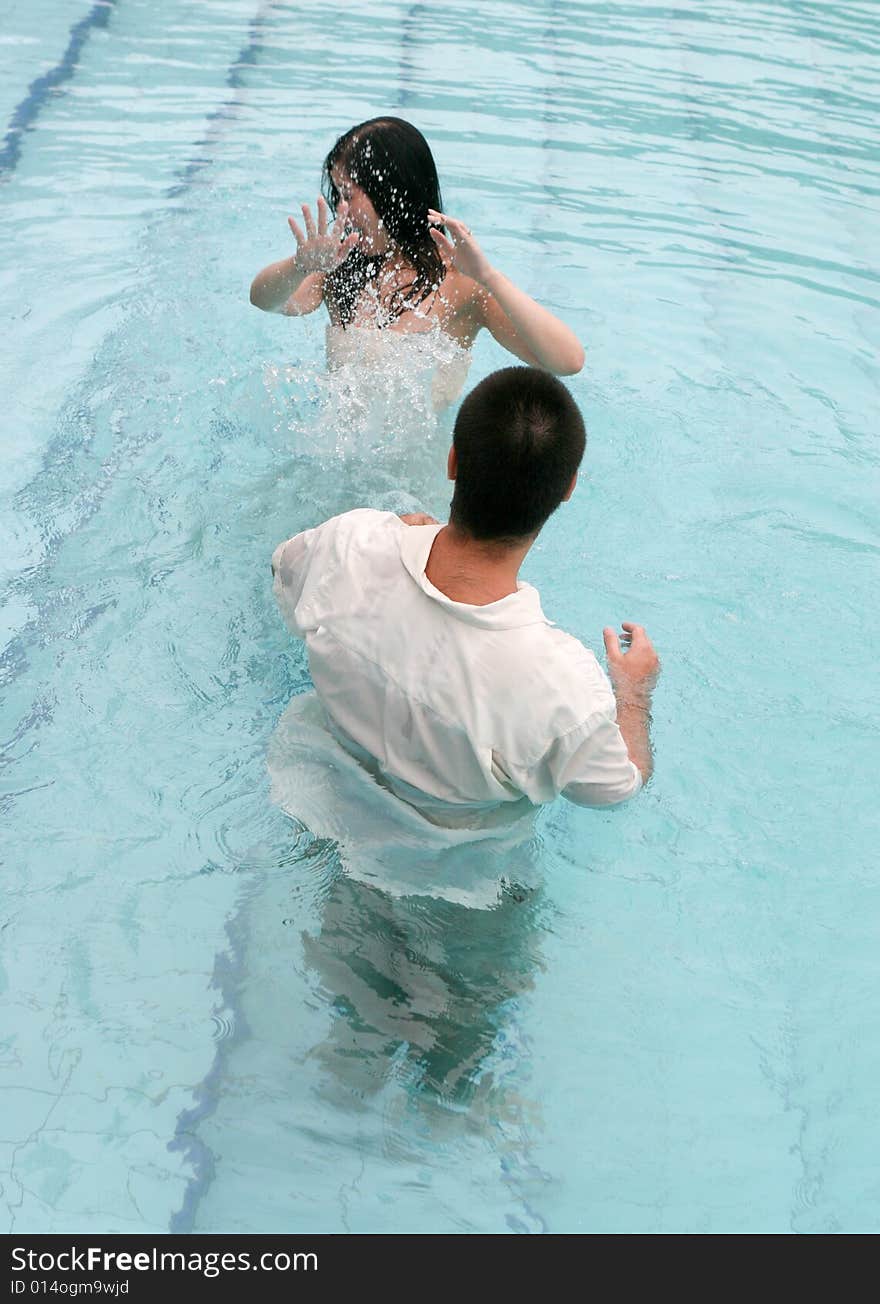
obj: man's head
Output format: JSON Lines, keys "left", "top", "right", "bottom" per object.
{"left": 449, "top": 367, "right": 586, "bottom": 543}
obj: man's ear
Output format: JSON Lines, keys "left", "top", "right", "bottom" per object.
{"left": 562, "top": 471, "right": 578, "bottom": 502}
{"left": 447, "top": 445, "right": 457, "bottom": 481}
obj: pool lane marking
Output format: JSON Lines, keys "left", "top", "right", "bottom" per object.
{"left": 168, "top": 925, "right": 253, "bottom": 1235}
{"left": 396, "top": 3, "right": 427, "bottom": 109}
{"left": 166, "top": 0, "right": 280, "bottom": 197}
{"left": 163, "top": 0, "right": 288, "bottom": 1235}
{"left": 0, "top": 0, "right": 119, "bottom": 178}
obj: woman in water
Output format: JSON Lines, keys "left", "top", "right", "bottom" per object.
{"left": 249, "top": 117, "right": 585, "bottom": 390}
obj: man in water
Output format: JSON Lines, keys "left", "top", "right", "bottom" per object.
{"left": 271, "top": 367, "right": 659, "bottom": 820}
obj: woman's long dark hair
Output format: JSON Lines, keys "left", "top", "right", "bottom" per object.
{"left": 321, "top": 117, "right": 446, "bottom": 327}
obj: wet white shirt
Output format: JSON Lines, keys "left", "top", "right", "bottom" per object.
{"left": 271, "top": 510, "right": 641, "bottom": 818}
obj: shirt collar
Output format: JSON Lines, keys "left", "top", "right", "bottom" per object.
{"left": 397, "top": 523, "right": 550, "bottom": 630}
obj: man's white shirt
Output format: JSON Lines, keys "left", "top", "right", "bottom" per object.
{"left": 272, "top": 509, "right": 641, "bottom": 819}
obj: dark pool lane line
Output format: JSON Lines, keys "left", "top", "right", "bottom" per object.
{"left": 166, "top": 0, "right": 278, "bottom": 197}
{"left": 396, "top": 3, "right": 428, "bottom": 109}
{"left": 168, "top": 921, "right": 254, "bottom": 1235}
{"left": 0, "top": 0, "right": 119, "bottom": 178}
{"left": 162, "top": 0, "right": 296, "bottom": 1237}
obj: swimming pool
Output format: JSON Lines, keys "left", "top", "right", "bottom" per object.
{"left": 2, "top": 0, "right": 878, "bottom": 1234}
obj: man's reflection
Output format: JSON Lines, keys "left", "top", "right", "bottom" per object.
{"left": 300, "top": 865, "right": 544, "bottom": 1105}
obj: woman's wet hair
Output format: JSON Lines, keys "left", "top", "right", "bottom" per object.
{"left": 450, "top": 368, "right": 586, "bottom": 542}
{"left": 322, "top": 117, "right": 446, "bottom": 327}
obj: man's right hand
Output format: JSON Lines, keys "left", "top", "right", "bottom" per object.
{"left": 603, "top": 623, "right": 660, "bottom": 704}
{"left": 603, "top": 623, "right": 659, "bottom": 784}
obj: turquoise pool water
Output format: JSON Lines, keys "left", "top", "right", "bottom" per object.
{"left": 1, "top": 0, "right": 878, "bottom": 1234}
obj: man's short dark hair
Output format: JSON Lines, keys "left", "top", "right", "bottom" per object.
{"left": 450, "top": 367, "right": 586, "bottom": 541}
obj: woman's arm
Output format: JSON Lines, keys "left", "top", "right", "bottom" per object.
{"left": 282, "top": 272, "right": 326, "bottom": 317}
{"left": 250, "top": 196, "right": 359, "bottom": 314}
{"left": 428, "top": 210, "right": 585, "bottom": 376}
{"left": 249, "top": 256, "right": 311, "bottom": 313}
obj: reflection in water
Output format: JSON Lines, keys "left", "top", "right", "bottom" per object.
{"left": 261, "top": 694, "right": 552, "bottom": 1228}
{"left": 267, "top": 691, "right": 546, "bottom": 1101}
{"left": 303, "top": 870, "right": 543, "bottom": 1106}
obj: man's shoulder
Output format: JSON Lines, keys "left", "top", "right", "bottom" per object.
{"left": 505, "top": 619, "right": 614, "bottom": 725}
{"left": 520, "top": 615, "right": 604, "bottom": 673}
{"left": 311, "top": 507, "right": 403, "bottom": 553}
{"left": 320, "top": 507, "right": 401, "bottom": 534}
{"left": 275, "top": 509, "right": 403, "bottom": 582}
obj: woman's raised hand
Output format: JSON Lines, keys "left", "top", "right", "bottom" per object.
{"left": 288, "top": 196, "right": 359, "bottom": 275}
{"left": 428, "top": 209, "right": 493, "bottom": 285}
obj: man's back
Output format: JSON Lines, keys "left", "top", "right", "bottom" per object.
{"left": 272, "top": 509, "right": 641, "bottom": 816}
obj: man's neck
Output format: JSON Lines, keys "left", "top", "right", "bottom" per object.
{"left": 424, "top": 523, "right": 533, "bottom": 606}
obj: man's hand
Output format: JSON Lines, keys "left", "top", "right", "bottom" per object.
{"left": 603, "top": 623, "right": 659, "bottom": 784}
{"left": 398, "top": 513, "right": 439, "bottom": 526}
{"left": 603, "top": 623, "right": 660, "bottom": 702}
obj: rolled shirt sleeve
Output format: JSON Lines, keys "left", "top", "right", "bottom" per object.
{"left": 505, "top": 640, "right": 644, "bottom": 808}
{"left": 557, "top": 708, "right": 643, "bottom": 807}
{"left": 493, "top": 702, "right": 642, "bottom": 809}
{"left": 537, "top": 705, "right": 642, "bottom": 808}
